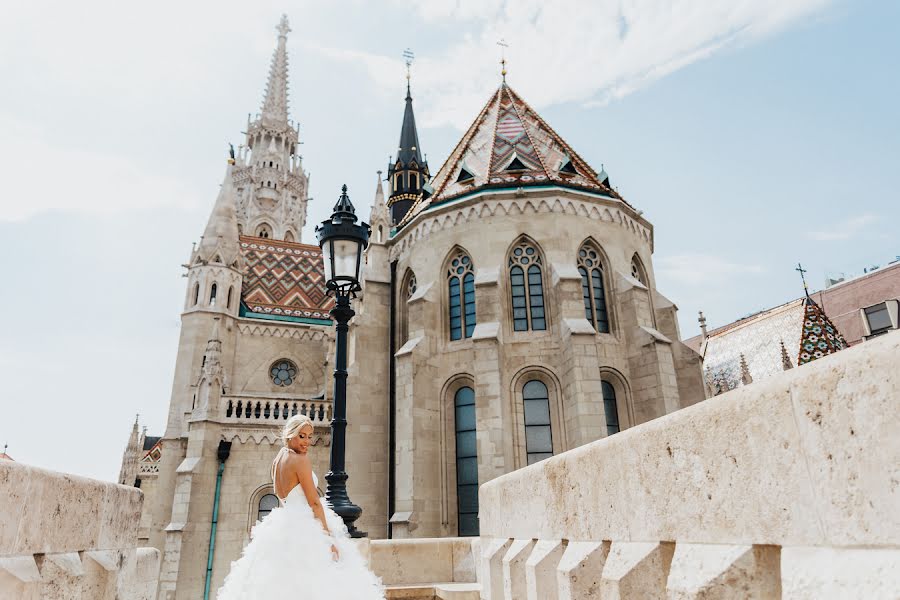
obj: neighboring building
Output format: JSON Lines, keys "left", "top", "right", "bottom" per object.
{"left": 124, "top": 16, "right": 706, "bottom": 598}
{"left": 686, "top": 258, "right": 900, "bottom": 395}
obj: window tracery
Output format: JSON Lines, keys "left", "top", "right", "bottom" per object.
{"left": 578, "top": 243, "right": 610, "bottom": 333}
{"left": 508, "top": 240, "right": 546, "bottom": 331}
{"left": 270, "top": 359, "right": 297, "bottom": 387}
{"left": 448, "top": 251, "right": 476, "bottom": 340}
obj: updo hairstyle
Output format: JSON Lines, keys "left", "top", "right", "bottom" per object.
{"left": 282, "top": 414, "right": 314, "bottom": 447}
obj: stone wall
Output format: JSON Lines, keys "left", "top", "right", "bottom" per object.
{"left": 0, "top": 462, "right": 159, "bottom": 600}
{"left": 477, "top": 331, "right": 900, "bottom": 599}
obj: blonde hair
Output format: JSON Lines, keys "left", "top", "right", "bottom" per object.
{"left": 282, "top": 414, "right": 314, "bottom": 446}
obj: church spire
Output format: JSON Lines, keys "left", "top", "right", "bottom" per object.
{"left": 261, "top": 15, "right": 291, "bottom": 128}
{"left": 387, "top": 49, "right": 429, "bottom": 225}
{"left": 195, "top": 160, "right": 241, "bottom": 267}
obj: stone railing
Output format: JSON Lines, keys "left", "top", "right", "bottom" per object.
{"left": 477, "top": 332, "right": 900, "bottom": 599}
{"left": 221, "top": 396, "right": 332, "bottom": 426}
{"left": 0, "top": 461, "right": 159, "bottom": 599}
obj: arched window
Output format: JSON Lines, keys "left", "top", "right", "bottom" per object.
{"left": 377, "top": 225, "right": 383, "bottom": 244}
{"left": 284, "top": 230, "right": 295, "bottom": 242}
{"left": 258, "top": 493, "right": 279, "bottom": 521}
{"left": 509, "top": 240, "right": 545, "bottom": 331}
{"left": 601, "top": 381, "right": 620, "bottom": 436}
{"left": 578, "top": 243, "right": 610, "bottom": 333}
{"left": 523, "top": 380, "right": 553, "bottom": 465}
{"left": 447, "top": 251, "right": 476, "bottom": 340}
{"left": 227, "top": 286, "right": 234, "bottom": 310}
{"left": 454, "top": 386, "right": 479, "bottom": 536}
{"left": 631, "top": 255, "right": 647, "bottom": 285}
{"left": 398, "top": 270, "right": 416, "bottom": 345}
{"left": 192, "top": 282, "right": 200, "bottom": 306}
{"left": 256, "top": 223, "right": 272, "bottom": 239}
{"left": 209, "top": 283, "right": 218, "bottom": 307}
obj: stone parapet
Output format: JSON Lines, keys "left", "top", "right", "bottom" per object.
{"left": 0, "top": 461, "right": 159, "bottom": 599}
{"left": 477, "top": 331, "right": 900, "bottom": 598}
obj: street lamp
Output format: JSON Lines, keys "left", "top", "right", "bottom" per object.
{"left": 315, "top": 184, "right": 370, "bottom": 538}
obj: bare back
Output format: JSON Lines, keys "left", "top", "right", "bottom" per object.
{"left": 272, "top": 447, "right": 318, "bottom": 504}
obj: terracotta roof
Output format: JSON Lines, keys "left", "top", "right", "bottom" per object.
{"left": 401, "top": 83, "right": 623, "bottom": 226}
{"left": 0, "top": 452, "right": 13, "bottom": 462}
{"left": 239, "top": 235, "right": 333, "bottom": 321}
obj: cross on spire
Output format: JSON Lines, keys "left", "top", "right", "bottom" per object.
{"left": 796, "top": 262, "right": 810, "bottom": 297}
{"left": 497, "top": 39, "right": 509, "bottom": 83}
{"left": 403, "top": 48, "right": 415, "bottom": 97}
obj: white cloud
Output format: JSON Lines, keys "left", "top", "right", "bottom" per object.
{"left": 320, "top": 0, "right": 830, "bottom": 129}
{"left": 0, "top": 115, "right": 198, "bottom": 222}
{"left": 806, "top": 213, "right": 877, "bottom": 241}
{"left": 656, "top": 253, "right": 764, "bottom": 286}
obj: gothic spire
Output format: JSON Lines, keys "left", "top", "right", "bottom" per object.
{"left": 196, "top": 160, "right": 241, "bottom": 267}
{"left": 261, "top": 15, "right": 291, "bottom": 128}
{"left": 387, "top": 52, "right": 429, "bottom": 225}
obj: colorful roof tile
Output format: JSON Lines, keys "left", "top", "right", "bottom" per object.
{"left": 239, "top": 235, "right": 333, "bottom": 320}
{"left": 797, "top": 297, "right": 847, "bottom": 364}
{"left": 401, "top": 83, "right": 623, "bottom": 226}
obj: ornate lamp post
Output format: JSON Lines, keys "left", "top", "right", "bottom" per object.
{"left": 316, "top": 184, "right": 370, "bottom": 538}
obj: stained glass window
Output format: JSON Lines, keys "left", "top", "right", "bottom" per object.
{"left": 454, "top": 386, "right": 479, "bottom": 536}
{"left": 523, "top": 380, "right": 553, "bottom": 464}
{"left": 578, "top": 244, "right": 610, "bottom": 333}
{"left": 448, "top": 252, "right": 476, "bottom": 340}
{"left": 270, "top": 360, "right": 297, "bottom": 387}
{"left": 509, "top": 240, "right": 545, "bottom": 331}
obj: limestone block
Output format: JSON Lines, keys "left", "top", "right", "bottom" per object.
{"left": 480, "top": 537, "right": 512, "bottom": 600}
{"left": 524, "top": 539, "right": 564, "bottom": 600}
{"left": 501, "top": 538, "right": 535, "bottom": 600}
{"left": 84, "top": 550, "right": 121, "bottom": 572}
{"left": 787, "top": 332, "right": 900, "bottom": 545}
{"left": 781, "top": 546, "right": 900, "bottom": 600}
{"left": 116, "top": 547, "right": 160, "bottom": 600}
{"left": 556, "top": 541, "right": 609, "bottom": 600}
{"left": 43, "top": 552, "right": 84, "bottom": 577}
{"left": 600, "top": 541, "right": 674, "bottom": 599}
{"left": 666, "top": 543, "right": 780, "bottom": 599}
{"left": 0, "top": 556, "right": 42, "bottom": 582}
{"left": 369, "top": 538, "right": 454, "bottom": 585}
{"left": 451, "top": 537, "right": 480, "bottom": 583}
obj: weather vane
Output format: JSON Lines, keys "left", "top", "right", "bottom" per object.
{"left": 796, "top": 262, "right": 810, "bottom": 297}
{"left": 497, "top": 39, "right": 509, "bottom": 82}
{"left": 403, "top": 48, "right": 414, "bottom": 81}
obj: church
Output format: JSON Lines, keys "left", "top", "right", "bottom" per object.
{"left": 119, "top": 15, "right": 708, "bottom": 598}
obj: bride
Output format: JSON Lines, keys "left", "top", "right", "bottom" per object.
{"left": 218, "top": 414, "right": 385, "bottom": 599}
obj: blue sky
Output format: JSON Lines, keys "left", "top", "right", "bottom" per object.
{"left": 0, "top": 0, "right": 896, "bottom": 480}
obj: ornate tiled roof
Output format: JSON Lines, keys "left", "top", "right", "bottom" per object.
{"left": 239, "top": 235, "right": 333, "bottom": 320}
{"left": 402, "top": 83, "right": 622, "bottom": 226}
{"left": 700, "top": 297, "right": 847, "bottom": 394}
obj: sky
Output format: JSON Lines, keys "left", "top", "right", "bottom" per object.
{"left": 0, "top": 0, "right": 897, "bottom": 481}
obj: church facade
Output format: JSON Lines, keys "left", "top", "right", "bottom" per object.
{"left": 120, "top": 16, "right": 706, "bottom": 599}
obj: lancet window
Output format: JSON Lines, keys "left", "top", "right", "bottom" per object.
{"left": 192, "top": 282, "right": 200, "bottom": 306}
{"left": 454, "top": 386, "right": 479, "bottom": 536}
{"left": 523, "top": 380, "right": 553, "bottom": 465}
{"left": 448, "top": 251, "right": 476, "bottom": 340}
{"left": 209, "top": 283, "right": 218, "bottom": 307}
{"left": 631, "top": 255, "right": 647, "bottom": 285}
{"left": 601, "top": 381, "right": 620, "bottom": 436}
{"left": 577, "top": 243, "right": 610, "bottom": 333}
{"left": 508, "top": 240, "right": 546, "bottom": 331}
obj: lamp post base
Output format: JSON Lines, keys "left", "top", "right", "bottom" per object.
{"left": 325, "top": 471, "right": 366, "bottom": 538}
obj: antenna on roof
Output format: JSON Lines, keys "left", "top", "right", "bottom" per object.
{"left": 497, "top": 38, "right": 509, "bottom": 83}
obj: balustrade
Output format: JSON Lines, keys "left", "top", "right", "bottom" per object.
{"left": 222, "top": 397, "right": 331, "bottom": 425}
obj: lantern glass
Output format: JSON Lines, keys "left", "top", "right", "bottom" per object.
{"left": 322, "top": 240, "right": 334, "bottom": 283}
{"left": 333, "top": 239, "right": 360, "bottom": 280}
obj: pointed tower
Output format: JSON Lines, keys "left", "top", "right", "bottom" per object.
{"left": 368, "top": 171, "right": 390, "bottom": 245}
{"left": 194, "top": 318, "right": 225, "bottom": 419}
{"left": 231, "top": 15, "right": 310, "bottom": 241}
{"left": 118, "top": 415, "right": 145, "bottom": 486}
{"left": 386, "top": 64, "right": 429, "bottom": 225}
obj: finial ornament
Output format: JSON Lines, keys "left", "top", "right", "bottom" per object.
{"left": 796, "top": 262, "right": 810, "bottom": 297}
{"left": 228, "top": 143, "right": 236, "bottom": 165}
{"left": 403, "top": 48, "right": 414, "bottom": 81}
{"left": 277, "top": 14, "right": 291, "bottom": 38}
{"left": 497, "top": 38, "right": 509, "bottom": 82}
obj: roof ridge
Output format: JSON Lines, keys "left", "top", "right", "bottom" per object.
{"left": 504, "top": 85, "right": 550, "bottom": 178}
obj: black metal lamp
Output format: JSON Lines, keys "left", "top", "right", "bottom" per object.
{"left": 316, "top": 184, "right": 370, "bottom": 296}
{"left": 315, "top": 184, "right": 370, "bottom": 538}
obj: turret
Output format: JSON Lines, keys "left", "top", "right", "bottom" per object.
{"left": 386, "top": 57, "right": 429, "bottom": 225}
{"left": 368, "top": 170, "right": 390, "bottom": 245}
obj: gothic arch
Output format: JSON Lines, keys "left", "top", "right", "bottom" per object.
{"left": 577, "top": 237, "right": 616, "bottom": 334}
{"left": 630, "top": 252, "right": 649, "bottom": 286}
{"left": 439, "top": 373, "right": 477, "bottom": 534}
{"left": 509, "top": 366, "right": 566, "bottom": 469}
{"left": 597, "top": 366, "right": 634, "bottom": 433}
{"left": 506, "top": 234, "right": 549, "bottom": 333}
{"left": 398, "top": 268, "right": 417, "bottom": 345}
{"left": 443, "top": 246, "right": 477, "bottom": 341}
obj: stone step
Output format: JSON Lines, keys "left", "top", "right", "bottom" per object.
{"left": 385, "top": 582, "right": 480, "bottom": 600}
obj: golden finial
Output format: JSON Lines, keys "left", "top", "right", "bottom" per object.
{"left": 497, "top": 39, "right": 509, "bottom": 83}
{"left": 403, "top": 48, "right": 414, "bottom": 82}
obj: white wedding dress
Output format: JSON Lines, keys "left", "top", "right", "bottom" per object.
{"left": 217, "top": 469, "right": 384, "bottom": 599}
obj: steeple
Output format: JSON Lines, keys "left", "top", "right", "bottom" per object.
{"left": 387, "top": 50, "right": 429, "bottom": 225}
{"left": 261, "top": 15, "right": 291, "bottom": 128}
{"left": 368, "top": 170, "right": 390, "bottom": 244}
{"left": 194, "top": 161, "right": 241, "bottom": 267}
